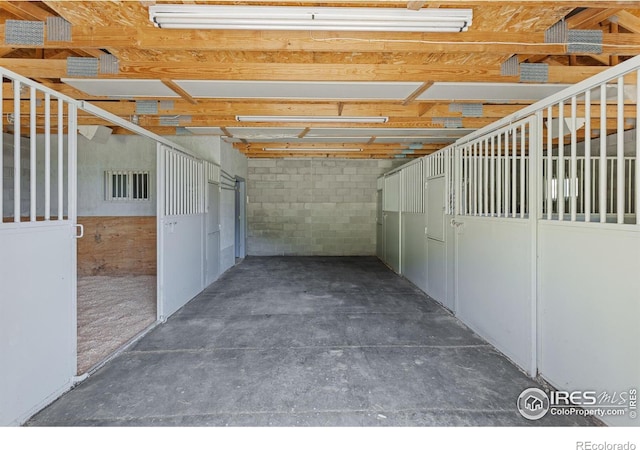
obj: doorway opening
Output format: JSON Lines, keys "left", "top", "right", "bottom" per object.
{"left": 234, "top": 178, "right": 246, "bottom": 262}
{"left": 75, "top": 135, "right": 158, "bottom": 374}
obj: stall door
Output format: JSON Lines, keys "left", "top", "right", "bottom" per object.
{"left": 426, "top": 175, "right": 447, "bottom": 304}
{"left": 0, "top": 84, "right": 78, "bottom": 425}
{"left": 157, "top": 144, "right": 205, "bottom": 319}
{"left": 206, "top": 182, "right": 220, "bottom": 285}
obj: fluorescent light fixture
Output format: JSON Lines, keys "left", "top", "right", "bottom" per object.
{"left": 263, "top": 148, "right": 363, "bottom": 152}
{"left": 149, "top": 5, "right": 473, "bottom": 32}
{"left": 236, "top": 115, "right": 388, "bottom": 123}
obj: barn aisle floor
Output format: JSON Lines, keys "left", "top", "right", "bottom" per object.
{"left": 30, "top": 257, "right": 595, "bottom": 426}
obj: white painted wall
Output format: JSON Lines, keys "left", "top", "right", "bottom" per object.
{"left": 76, "top": 134, "right": 156, "bottom": 216}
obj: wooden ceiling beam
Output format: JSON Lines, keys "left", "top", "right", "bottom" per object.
{"left": 161, "top": 79, "right": 198, "bottom": 105}
{"left": 2, "top": 25, "right": 640, "bottom": 56}
{"left": 402, "top": 81, "right": 434, "bottom": 106}
{"left": 566, "top": 8, "right": 623, "bottom": 29}
{"left": 0, "top": 1, "right": 52, "bottom": 22}
{"left": 4, "top": 97, "right": 635, "bottom": 120}
{"left": 0, "top": 58, "right": 624, "bottom": 84}
{"left": 122, "top": 29, "right": 640, "bottom": 55}
{"left": 615, "top": 10, "right": 640, "bottom": 33}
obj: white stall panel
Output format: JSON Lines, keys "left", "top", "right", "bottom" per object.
{"left": 455, "top": 217, "right": 534, "bottom": 374}
{"left": 427, "top": 238, "right": 447, "bottom": 305}
{"left": 157, "top": 144, "right": 206, "bottom": 319}
{"left": 0, "top": 224, "right": 75, "bottom": 425}
{"left": 538, "top": 222, "right": 640, "bottom": 426}
{"left": 159, "top": 214, "right": 204, "bottom": 318}
{"left": 384, "top": 211, "right": 401, "bottom": 273}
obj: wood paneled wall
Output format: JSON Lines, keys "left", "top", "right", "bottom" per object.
{"left": 77, "top": 216, "right": 156, "bottom": 276}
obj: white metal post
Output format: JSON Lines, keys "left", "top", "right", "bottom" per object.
{"left": 13, "top": 80, "right": 21, "bottom": 222}
{"left": 570, "top": 96, "right": 578, "bottom": 222}
{"left": 600, "top": 84, "right": 607, "bottom": 223}
{"left": 585, "top": 90, "right": 591, "bottom": 222}
{"left": 616, "top": 77, "right": 625, "bottom": 224}
{"left": 29, "top": 87, "right": 36, "bottom": 222}
{"left": 512, "top": 128, "right": 517, "bottom": 217}
{"left": 0, "top": 78, "right": 3, "bottom": 223}
{"left": 44, "top": 93, "right": 51, "bottom": 221}
{"left": 58, "top": 100, "right": 64, "bottom": 220}
{"left": 558, "top": 100, "right": 565, "bottom": 221}
{"left": 520, "top": 123, "right": 526, "bottom": 219}
{"left": 546, "top": 106, "right": 553, "bottom": 220}
{"left": 637, "top": 69, "right": 640, "bottom": 226}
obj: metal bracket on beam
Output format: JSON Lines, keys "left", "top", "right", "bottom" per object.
{"left": 520, "top": 63, "right": 549, "bottom": 83}
{"left": 5, "top": 20, "right": 44, "bottom": 46}
{"left": 568, "top": 30, "right": 603, "bottom": 54}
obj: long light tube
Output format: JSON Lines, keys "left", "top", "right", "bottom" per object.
{"left": 236, "top": 115, "right": 389, "bottom": 123}
{"left": 149, "top": 5, "right": 473, "bottom": 32}
{"left": 263, "top": 148, "right": 363, "bottom": 152}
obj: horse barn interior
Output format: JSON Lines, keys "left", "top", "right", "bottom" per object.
{"left": 0, "top": 1, "right": 638, "bottom": 429}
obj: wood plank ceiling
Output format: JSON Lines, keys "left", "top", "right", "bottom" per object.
{"left": 1, "top": 1, "right": 640, "bottom": 159}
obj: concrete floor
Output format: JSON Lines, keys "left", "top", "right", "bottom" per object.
{"left": 29, "top": 256, "right": 596, "bottom": 426}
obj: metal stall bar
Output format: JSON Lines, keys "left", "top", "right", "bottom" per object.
{"left": 546, "top": 106, "right": 553, "bottom": 220}
{"left": 504, "top": 130, "right": 510, "bottom": 217}
{"left": 558, "top": 100, "right": 565, "bottom": 221}
{"left": 489, "top": 136, "right": 496, "bottom": 217}
{"left": 617, "top": 76, "right": 625, "bottom": 224}
{"left": 584, "top": 90, "right": 592, "bottom": 222}
{"left": 13, "top": 80, "right": 20, "bottom": 222}
{"left": 0, "top": 77, "right": 3, "bottom": 223}
{"left": 44, "top": 93, "right": 51, "bottom": 221}
{"left": 497, "top": 131, "right": 502, "bottom": 217}
{"left": 58, "top": 99, "right": 64, "bottom": 220}
{"left": 29, "top": 87, "right": 36, "bottom": 222}
{"left": 637, "top": 69, "right": 640, "bottom": 225}
{"left": 570, "top": 96, "right": 578, "bottom": 222}
{"left": 600, "top": 83, "right": 608, "bottom": 223}
{"left": 521, "top": 123, "right": 526, "bottom": 219}
{"left": 512, "top": 127, "right": 517, "bottom": 218}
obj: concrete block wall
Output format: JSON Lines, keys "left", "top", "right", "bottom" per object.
{"left": 247, "top": 158, "right": 400, "bottom": 256}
